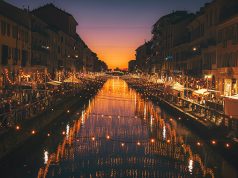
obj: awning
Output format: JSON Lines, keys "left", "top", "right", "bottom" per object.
{"left": 193, "top": 89, "right": 209, "bottom": 96}
{"left": 47, "top": 81, "right": 62, "bottom": 86}
{"left": 208, "top": 89, "right": 221, "bottom": 93}
{"left": 64, "top": 75, "right": 81, "bottom": 83}
{"left": 172, "top": 82, "right": 184, "bottom": 91}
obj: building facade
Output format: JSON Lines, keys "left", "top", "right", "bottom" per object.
{"left": 134, "top": 0, "right": 238, "bottom": 96}
{"left": 135, "top": 41, "right": 152, "bottom": 73}
{"left": 0, "top": 1, "right": 31, "bottom": 86}
{"left": 0, "top": 1, "right": 106, "bottom": 87}
{"left": 128, "top": 60, "right": 137, "bottom": 73}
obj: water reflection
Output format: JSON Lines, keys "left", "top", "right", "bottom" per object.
{"left": 37, "top": 78, "right": 234, "bottom": 178}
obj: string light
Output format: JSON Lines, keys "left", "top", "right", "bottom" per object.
{"left": 16, "top": 125, "right": 20, "bottom": 130}
{"left": 211, "top": 140, "right": 216, "bottom": 145}
{"left": 225, "top": 143, "right": 230, "bottom": 148}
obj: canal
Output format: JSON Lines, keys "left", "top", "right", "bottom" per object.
{"left": 0, "top": 77, "right": 237, "bottom": 178}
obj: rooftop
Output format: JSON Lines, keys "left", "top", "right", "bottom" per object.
{"left": 0, "top": 1, "right": 30, "bottom": 28}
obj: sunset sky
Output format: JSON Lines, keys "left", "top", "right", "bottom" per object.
{"left": 8, "top": 0, "right": 210, "bottom": 69}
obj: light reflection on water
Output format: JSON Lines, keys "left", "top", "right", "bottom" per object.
{"left": 37, "top": 78, "right": 236, "bottom": 178}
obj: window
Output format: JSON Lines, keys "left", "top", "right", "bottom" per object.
{"left": 25, "top": 31, "right": 28, "bottom": 43}
{"left": 12, "top": 25, "right": 17, "bottom": 39}
{"left": 8, "top": 47, "right": 11, "bottom": 59}
{"left": 218, "top": 30, "right": 222, "bottom": 43}
{"left": 21, "top": 50, "right": 27, "bottom": 67}
{"left": 2, "top": 45, "right": 8, "bottom": 65}
{"left": 18, "top": 49, "right": 20, "bottom": 60}
{"left": 7, "top": 23, "right": 10, "bottom": 36}
{"left": 13, "top": 48, "right": 18, "bottom": 65}
{"left": 1, "top": 21, "right": 6, "bottom": 35}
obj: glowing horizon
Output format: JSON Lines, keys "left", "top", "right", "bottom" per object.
{"left": 77, "top": 26, "right": 151, "bottom": 69}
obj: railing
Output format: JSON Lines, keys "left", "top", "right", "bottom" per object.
{"left": 0, "top": 87, "right": 82, "bottom": 129}
{"left": 127, "top": 79, "right": 238, "bottom": 136}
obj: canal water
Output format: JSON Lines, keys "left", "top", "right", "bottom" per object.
{"left": 0, "top": 77, "right": 237, "bottom": 178}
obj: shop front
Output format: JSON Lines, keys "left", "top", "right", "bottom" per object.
{"left": 224, "top": 79, "right": 232, "bottom": 96}
{"left": 224, "top": 79, "right": 237, "bottom": 96}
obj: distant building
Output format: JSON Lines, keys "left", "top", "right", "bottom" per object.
{"left": 30, "top": 15, "right": 52, "bottom": 73}
{"left": 135, "top": 41, "right": 152, "bottom": 73}
{"left": 0, "top": 1, "right": 107, "bottom": 87}
{"left": 137, "top": 0, "right": 238, "bottom": 96}
{"left": 152, "top": 11, "right": 194, "bottom": 75}
{"left": 94, "top": 60, "right": 108, "bottom": 72}
{"left": 0, "top": 1, "right": 31, "bottom": 84}
{"left": 206, "top": 0, "right": 238, "bottom": 96}
{"left": 32, "top": 4, "right": 78, "bottom": 72}
{"left": 32, "top": 3, "right": 78, "bottom": 37}
{"left": 128, "top": 60, "right": 137, "bottom": 73}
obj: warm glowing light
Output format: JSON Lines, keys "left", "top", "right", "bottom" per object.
{"left": 67, "top": 110, "right": 70, "bottom": 113}
{"left": 211, "top": 140, "right": 216, "bottom": 145}
{"left": 188, "top": 159, "right": 193, "bottom": 174}
{"left": 166, "top": 139, "right": 171, "bottom": 144}
{"left": 16, "top": 125, "right": 20, "bottom": 130}
{"left": 137, "top": 142, "right": 141, "bottom": 146}
{"left": 197, "top": 142, "right": 201, "bottom": 146}
{"left": 106, "top": 135, "right": 110, "bottom": 139}
{"left": 44, "top": 150, "right": 49, "bottom": 164}
{"left": 47, "top": 133, "right": 51, "bottom": 137}
{"left": 121, "top": 143, "right": 125, "bottom": 147}
{"left": 66, "top": 124, "right": 70, "bottom": 138}
{"left": 162, "top": 125, "right": 166, "bottom": 140}
{"left": 150, "top": 139, "right": 155, "bottom": 143}
{"left": 31, "top": 130, "right": 36, "bottom": 135}
{"left": 92, "top": 136, "right": 95, "bottom": 141}
{"left": 62, "top": 131, "right": 66, "bottom": 135}
{"left": 225, "top": 143, "right": 230, "bottom": 148}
